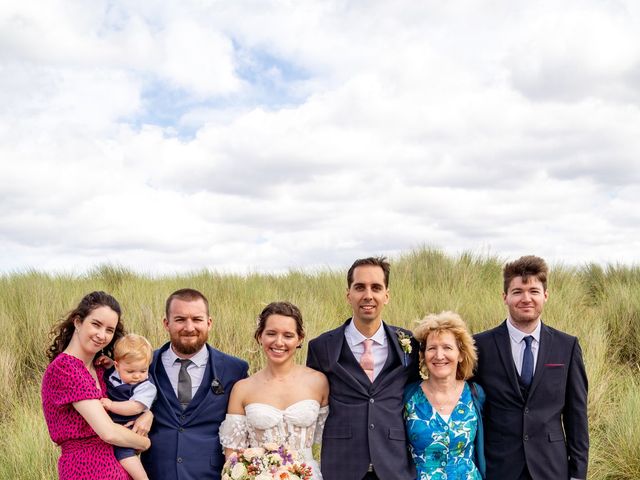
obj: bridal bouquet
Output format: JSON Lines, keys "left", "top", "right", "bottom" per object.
{"left": 221, "top": 443, "right": 313, "bottom": 480}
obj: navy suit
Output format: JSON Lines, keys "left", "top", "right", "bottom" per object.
{"left": 473, "top": 321, "right": 589, "bottom": 479}
{"left": 142, "top": 343, "right": 248, "bottom": 480}
{"left": 307, "top": 319, "right": 420, "bottom": 480}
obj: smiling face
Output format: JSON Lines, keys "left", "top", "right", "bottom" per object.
{"left": 424, "top": 331, "right": 461, "bottom": 381}
{"left": 115, "top": 357, "right": 149, "bottom": 385}
{"left": 164, "top": 298, "right": 212, "bottom": 357}
{"left": 347, "top": 265, "right": 389, "bottom": 329}
{"left": 74, "top": 306, "right": 119, "bottom": 356}
{"left": 503, "top": 275, "right": 548, "bottom": 332}
{"left": 259, "top": 314, "right": 302, "bottom": 364}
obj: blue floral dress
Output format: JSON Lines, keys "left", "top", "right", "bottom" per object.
{"left": 404, "top": 381, "right": 481, "bottom": 480}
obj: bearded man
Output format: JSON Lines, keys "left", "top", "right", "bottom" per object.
{"left": 140, "top": 288, "right": 248, "bottom": 480}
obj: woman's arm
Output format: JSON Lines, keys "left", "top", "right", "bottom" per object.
{"left": 73, "top": 399, "right": 150, "bottom": 450}
{"left": 129, "top": 409, "right": 153, "bottom": 436}
{"left": 221, "top": 380, "right": 248, "bottom": 458}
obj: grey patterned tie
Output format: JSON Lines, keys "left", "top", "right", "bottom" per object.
{"left": 177, "top": 359, "right": 193, "bottom": 409}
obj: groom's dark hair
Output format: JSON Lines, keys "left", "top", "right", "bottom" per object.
{"left": 347, "top": 256, "right": 390, "bottom": 288}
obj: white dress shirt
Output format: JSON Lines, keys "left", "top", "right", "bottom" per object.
{"left": 161, "top": 344, "right": 209, "bottom": 398}
{"left": 345, "top": 320, "right": 388, "bottom": 381}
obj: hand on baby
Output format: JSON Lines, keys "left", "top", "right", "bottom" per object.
{"left": 100, "top": 398, "right": 113, "bottom": 411}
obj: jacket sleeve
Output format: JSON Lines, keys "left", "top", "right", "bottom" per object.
{"left": 306, "top": 340, "right": 323, "bottom": 373}
{"left": 563, "top": 338, "right": 589, "bottom": 479}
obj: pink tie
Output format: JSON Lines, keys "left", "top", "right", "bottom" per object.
{"left": 360, "top": 339, "right": 374, "bottom": 382}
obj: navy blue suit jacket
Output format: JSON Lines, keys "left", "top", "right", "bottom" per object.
{"left": 473, "top": 321, "right": 589, "bottom": 479}
{"left": 307, "top": 319, "right": 420, "bottom": 480}
{"left": 142, "top": 343, "right": 248, "bottom": 480}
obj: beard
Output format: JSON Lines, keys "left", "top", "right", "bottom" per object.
{"left": 171, "top": 332, "right": 208, "bottom": 355}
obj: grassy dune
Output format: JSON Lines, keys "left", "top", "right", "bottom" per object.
{"left": 1, "top": 248, "right": 638, "bottom": 479}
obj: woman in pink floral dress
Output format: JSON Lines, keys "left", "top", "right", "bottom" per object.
{"left": 41, "top": 291, "right": 150, "bottom": 479}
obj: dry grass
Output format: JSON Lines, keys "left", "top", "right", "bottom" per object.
{"left": 1, "top": 248, "right": 638, "bottom": 479}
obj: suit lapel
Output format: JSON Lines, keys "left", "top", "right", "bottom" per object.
{"left": 386, "top": 323, "right": 405, "bottom": 367}
{"left": 151, "top": 343, "right": 183, "bottom": 415}
{"left": 326, "top": 322, "right": 346, "bottom": 366}
{"left": 527, "top": 322, "right": 552, "bottom": 399}
{"left": 327, "top": 320, "right": 369, "bottom": 396}
{"left": 493, "top": 321, "right": 523, "bottom": 399}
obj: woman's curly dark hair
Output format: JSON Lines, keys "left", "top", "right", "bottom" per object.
{"left": 47, "top": 291, "right": 125, "bottom": 363}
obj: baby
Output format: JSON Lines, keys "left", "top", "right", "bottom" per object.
{"left": 102, "top": 334, "right": 157, "bottom": 480}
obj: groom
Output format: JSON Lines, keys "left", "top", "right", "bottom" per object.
{"left": 307, "top": 257, "right": 419, "bottom": 480}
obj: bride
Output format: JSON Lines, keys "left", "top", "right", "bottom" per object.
{"left": 219, "top": 302, "right": 329, "bottom": 479}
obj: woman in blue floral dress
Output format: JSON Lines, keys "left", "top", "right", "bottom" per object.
{"left": 404, "top": 311, "right": 485, "bottom": 480}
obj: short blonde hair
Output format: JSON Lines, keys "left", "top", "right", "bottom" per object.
{"left": 413, "top": 311, "right": 477, "bottom": 380}
{"left": 113, "top": 334, "right": 153, "bottom": 364}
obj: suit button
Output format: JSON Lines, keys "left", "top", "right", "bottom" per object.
{"left": 524, "top": 407, "right": 529, "bottom": 414}
{"left": 524, "top": 434, "right": 529, "bottom": 441}
{"left": 177, "top": 457, "right": 183, "bottom": 463}
{"left": 180, "top": 415, "right": 185, "bottom": 421}
{"left": 179, "top": 427, "right": 184, "bottom": 432}
{"left": 369, "top": 423, "right": 375, "bottom": 430}
{"left": 369, "top": 398, "right": 375, "bottom": 404}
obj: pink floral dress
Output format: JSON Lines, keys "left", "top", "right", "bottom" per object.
{"left": 41, "top": 353, "right": 130, "bottom": 480}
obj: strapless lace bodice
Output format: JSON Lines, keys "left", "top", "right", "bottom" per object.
{"left": 219, "top": 399, "right": 329, "bottom": 451}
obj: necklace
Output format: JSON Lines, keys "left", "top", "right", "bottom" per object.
{"left": 423, "top": 381, "right": 459, "bottom": 412}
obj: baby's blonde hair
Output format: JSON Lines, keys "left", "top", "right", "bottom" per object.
{"left": 113, "top": 333, "right": 153, "bottom": 365}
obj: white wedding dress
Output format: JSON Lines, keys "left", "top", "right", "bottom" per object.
{"left": 219, "top": 399, "right": 329, "bottom": 480}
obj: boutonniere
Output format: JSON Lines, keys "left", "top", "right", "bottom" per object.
{"left": 396, "top": 330, "right": 412, "bottom": 367}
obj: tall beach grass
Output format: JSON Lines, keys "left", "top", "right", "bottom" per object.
{"left": 1, "top": 248, "right": 638, "bottom": 479}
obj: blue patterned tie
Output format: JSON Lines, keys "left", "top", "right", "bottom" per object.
{"left": 521, "top": 336, "right": 534, "bottom": 387}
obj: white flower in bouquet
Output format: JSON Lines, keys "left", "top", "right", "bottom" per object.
{"left": 221, "top": 444, "right": 313, "bottom": 480}
{"left": 230, "top": 462, "right": 247, "bottom": 479}
{"left": 243, "top": 447, "right": 266, "bottom": 459}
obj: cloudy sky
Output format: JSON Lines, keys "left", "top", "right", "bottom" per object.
{"left": 1, "top": 0, "right": 639, "bottom": 275}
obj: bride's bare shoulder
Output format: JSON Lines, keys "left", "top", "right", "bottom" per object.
{"left": 299, "top": 366, "right": 328, "bottom": 386}
{"left": 231, "top": 372, "right": 261, "bottom": 395}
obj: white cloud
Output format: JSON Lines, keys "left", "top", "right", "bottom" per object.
{"left": 1, "top": 0, "right": 640, "bottom": 275}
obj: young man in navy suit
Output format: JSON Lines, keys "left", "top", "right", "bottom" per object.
{"left": 473, "top": 256, "right": 589, "bottom": 479}
{"left": 307, "top": 257, "right": 419, "bottom": 480}
{"left": 139, "top": 289, "right": 248, "bottom": 480}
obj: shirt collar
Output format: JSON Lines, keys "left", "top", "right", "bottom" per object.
{"left": 167, "top": 344, "right": 209, "bottom": 368}
{"left": 346, "top": 319, "right": 386, "bottom": 346}
{"left": 109, "top": 369, "right": 123, "bottom": 384}
{"left": 506, "top": 317, "right": 541, "bottom": 344}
